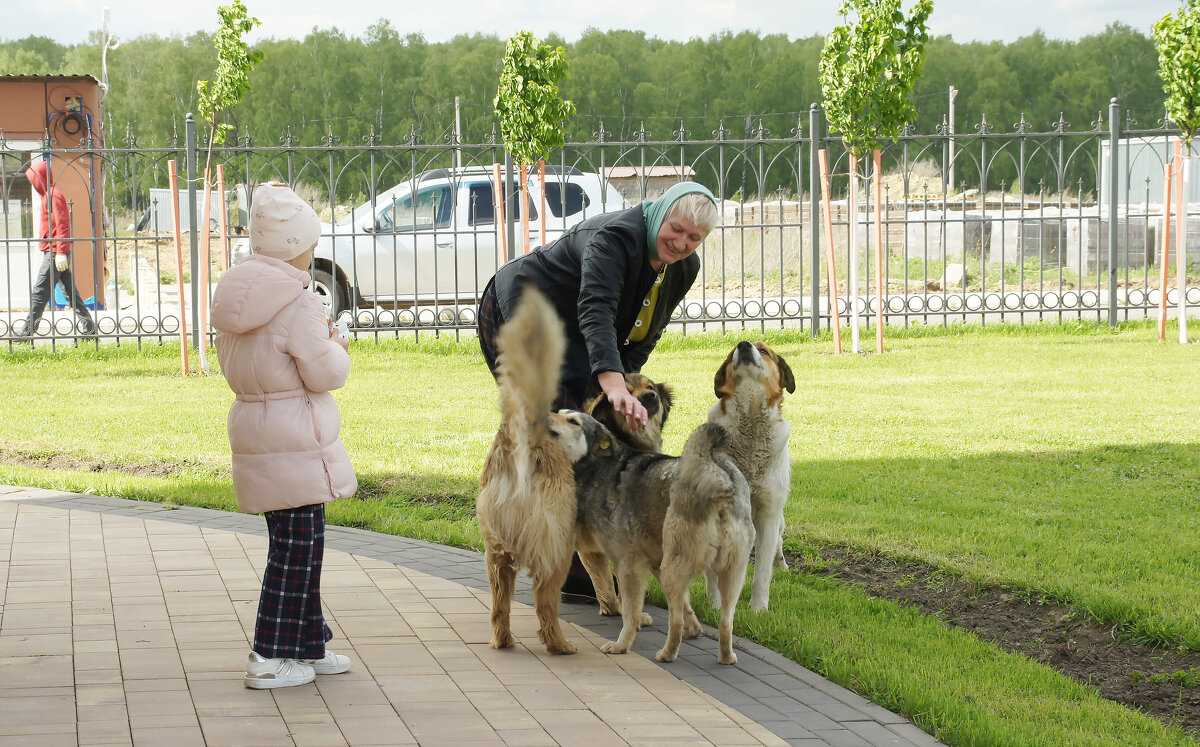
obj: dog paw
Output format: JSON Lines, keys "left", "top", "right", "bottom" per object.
{"left": 546, "top": 641, "right": 577, "bottom": 655}
{"left": 655, "top": 647, "right": 677, "bottom": 663}
{"left": 707, "top": 594, "right": 723, "bottom": 610}
{"left": 600, "top": 641, "right": 628, "bottom": 655}
{"left": 489, "top": 633, "right": 516, "bottom": 649}
{"left": 599, "top": 603, "right": 620, "bottom": 617}
{"left": 683, "top": 620, "right": 702, "bottom": 639}
{"left": 718, "top": 651, "right": 738, "bottom": 665}
{"left": 639, "top": 612, "right": 653, "bottom": 627}
{"left": 749, "top": 597, "right": 768, "bottom": 612}
{"left": 774, "top": 554, "right": 789, "bottom": 570}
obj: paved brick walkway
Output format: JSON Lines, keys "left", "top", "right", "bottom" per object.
{"left": 0, "top": 486, "right": 941, "bottom": 746}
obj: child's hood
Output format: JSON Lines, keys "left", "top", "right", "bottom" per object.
{"left": 211, "top": 254, "right": 312, "bottom": 334}
{"left": 25, "top": 159, "right": 49, "bottom": 196}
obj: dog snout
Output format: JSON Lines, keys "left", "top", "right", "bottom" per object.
{"left": 639, "top": 389, "right": 659, "bottom": 415}
{"left": 734, "top": 340, "right": 759, "bottom": 364}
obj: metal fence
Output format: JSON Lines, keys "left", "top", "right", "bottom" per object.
{"left": 2, "top": 100, "right": 1196, "bottom": 350}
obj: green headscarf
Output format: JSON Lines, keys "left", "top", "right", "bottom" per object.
{"left": 642, "top": 181, "right": 717, "bottom": 261}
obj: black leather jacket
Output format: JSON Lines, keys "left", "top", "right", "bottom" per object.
{"left": 492, "top": 205, "right": 699, "bottom": 384}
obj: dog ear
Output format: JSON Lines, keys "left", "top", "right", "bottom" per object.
{"left": 656, "top": 383, "right": 674, "bottom": 426}
{"left": 713, "top": 347, "right": 736, "bottom": 398}
{"left": 584, "top": 391, "right": 609, "bottom": 417}
{"left": 776, "top": 353, "right": 796, "bottom": 393}
{"left": 591, "top": 431, "right": 614, "bottom": 457}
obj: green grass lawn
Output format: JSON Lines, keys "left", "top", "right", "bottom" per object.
{"left": 2, "top": 320, "right": 1198, "bottom": 746}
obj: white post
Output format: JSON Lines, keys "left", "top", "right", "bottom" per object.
{"left": 100, "top": 7, "right": 120, "bottom": 107}
{"left": 454, "top": 96, "right": 463, "bottom": 173}
{"left": 848, "top": 153, "right": 861, "bottom": 353}
{"left": 948, "top": 86, "right": 957, "bottom": 194}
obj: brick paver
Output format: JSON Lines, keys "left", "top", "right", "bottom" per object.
{"left": 0, "top": 486, "right": 942, "bottom": 746}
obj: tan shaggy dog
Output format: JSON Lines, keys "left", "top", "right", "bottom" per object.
{"left": 475, "top": 289, "right": 592, "bottom": 655}
{"left": 705, "top": 341, "right": 796, "bottom": 612}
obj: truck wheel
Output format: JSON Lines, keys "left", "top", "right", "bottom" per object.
{"left": 311, "top": 268, "right": 347, "bottom": 316}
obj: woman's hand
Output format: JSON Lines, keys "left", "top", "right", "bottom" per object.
{"left": 598, "top": 370, "right": 647, "bottom": 429}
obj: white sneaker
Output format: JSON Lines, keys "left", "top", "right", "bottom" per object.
{"left": 299, "top": 651, "right": 353, "bottom": 675}
{"left": 243, "top": 652, "right": 316, "bottom": 689}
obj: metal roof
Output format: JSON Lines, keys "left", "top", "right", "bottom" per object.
{"left": 602, "top": 165, "right": 696, "bottom": 179}
{"left": 0, "top": 74, "right": 101, "bottom": 83}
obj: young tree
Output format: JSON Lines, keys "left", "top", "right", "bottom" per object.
{"left": 819, "top": 0, "right": 933, "bottom": 353}
{"left": 195, "top": 0, "right": 264, "bottom": 370}
{"left": 1153, "top": 0, "right": 1200, "bottom": 342}
{"left": 1155, "top": 0, "right": 1200, "bottom": 151}
{"left": 196, "top": 0, "right": 264, "bottom": 159}
{"left": 494, "top": 30, "right": 576, "bottom": 252}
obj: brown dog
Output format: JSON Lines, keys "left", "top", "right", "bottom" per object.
{"left": 475, "top": 289, "right": 593, "bottom": 655}
{"left": 585, "top": 373, "right": 674, "bottom": 453}
{"left": 573, "top": 374, "right": 675, "bottom": 618}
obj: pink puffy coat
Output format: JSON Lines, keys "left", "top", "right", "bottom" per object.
{"left": 211, "top": 254, "right": 357, "bottom": 513}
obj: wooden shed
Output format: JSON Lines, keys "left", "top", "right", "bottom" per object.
{"left": 0, "top": 74, "right": 106, "bottom": 308}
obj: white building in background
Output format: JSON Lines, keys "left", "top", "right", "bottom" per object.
{"left": 1100, "top": 135, "right": 1200, "bottom": 207}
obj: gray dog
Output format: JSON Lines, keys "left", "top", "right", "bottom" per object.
{"left": 571, "top": 414, "right": 754, "bottom": 665}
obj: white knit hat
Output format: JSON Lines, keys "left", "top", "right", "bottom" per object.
{"left": 249, "top": 182, "right": 320, "bottom": 260}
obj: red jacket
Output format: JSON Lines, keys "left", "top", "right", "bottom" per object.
{"left": 25, "top": 160, "right": 71, "bottom": 255}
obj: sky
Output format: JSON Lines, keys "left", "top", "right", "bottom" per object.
{"left": 0, "top": 0, "right": 1184, "bottom": 46}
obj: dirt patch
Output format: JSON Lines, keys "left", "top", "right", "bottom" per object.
{"left": 794, "top": 547, "right": 1200, "bottom": 736}
{"left": 0, "top": 448, "right": 195, "bottom": 479}
{"left": 109, "top": 235, "right": 227, "bottom": 286}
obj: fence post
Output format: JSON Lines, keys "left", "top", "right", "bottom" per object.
{"left": 1107, "top": 97, "right": 1120, "bottom": 327}
{"left": 809, "top": 104, "right": 822, "bottom": 337}
{"left": 186, "top": 113, "right": 201, "bottom": 350}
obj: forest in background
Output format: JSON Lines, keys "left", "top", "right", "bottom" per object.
{"left": 0, "top": 20, "right": 1167, "bottom": 148}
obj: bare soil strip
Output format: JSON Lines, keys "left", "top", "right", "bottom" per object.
{"left": 794, "top": 547, "right": 1200, "bottom": 736}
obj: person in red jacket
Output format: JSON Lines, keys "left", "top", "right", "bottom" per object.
{"left": 17, "top": 158, "right": 96, "bottom": 337}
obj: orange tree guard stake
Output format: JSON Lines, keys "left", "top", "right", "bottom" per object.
{"left": 538, "top": 160, "right": 547, "bottom": 248}
{"left": 818, "top": 149, "right": 843, "bottom": 355}
{"left": 493, "top": 164, "right": 507, "bottom": 263}
{"left": 167, "top": 159, "right": 189, "bottom": 375}
{"left": 217, "top": 164, "right": 230, "bottom": 272}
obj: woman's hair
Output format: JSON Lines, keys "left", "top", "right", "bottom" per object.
{"left": 665, "top": 192, "right": 720, "bottom": 235}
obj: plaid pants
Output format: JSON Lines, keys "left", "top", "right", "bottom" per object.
{"left": 253, "top": 504, "right": 332, "bottom": 659}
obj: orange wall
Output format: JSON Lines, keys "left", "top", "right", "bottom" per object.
{"left": 0, "top": 76, "right": 106, "bottom": 305}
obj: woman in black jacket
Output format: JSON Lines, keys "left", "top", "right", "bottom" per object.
{"left": 478, "top": 181, "right": 718, "bottom": 428}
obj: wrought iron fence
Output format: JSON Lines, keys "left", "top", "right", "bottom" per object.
{"left": 1, "top": 100, "right": 1196, "bottom": 350}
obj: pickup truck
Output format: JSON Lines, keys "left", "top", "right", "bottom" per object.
{"left": 232, "top": 166, "right": 623, "bottom": 315}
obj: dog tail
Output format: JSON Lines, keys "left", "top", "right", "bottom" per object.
{"left": 674, "top": 423, "right": 748, "bottom": 518}
{"left": 495, "top": 287, "right": 565, "bottom": 487}
{"left": 678, "top": 422, "right": 729, "bottom": 470}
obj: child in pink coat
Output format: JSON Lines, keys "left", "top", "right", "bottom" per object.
{"left": 210, "top": 182, "right": 357, "bottom": 689}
